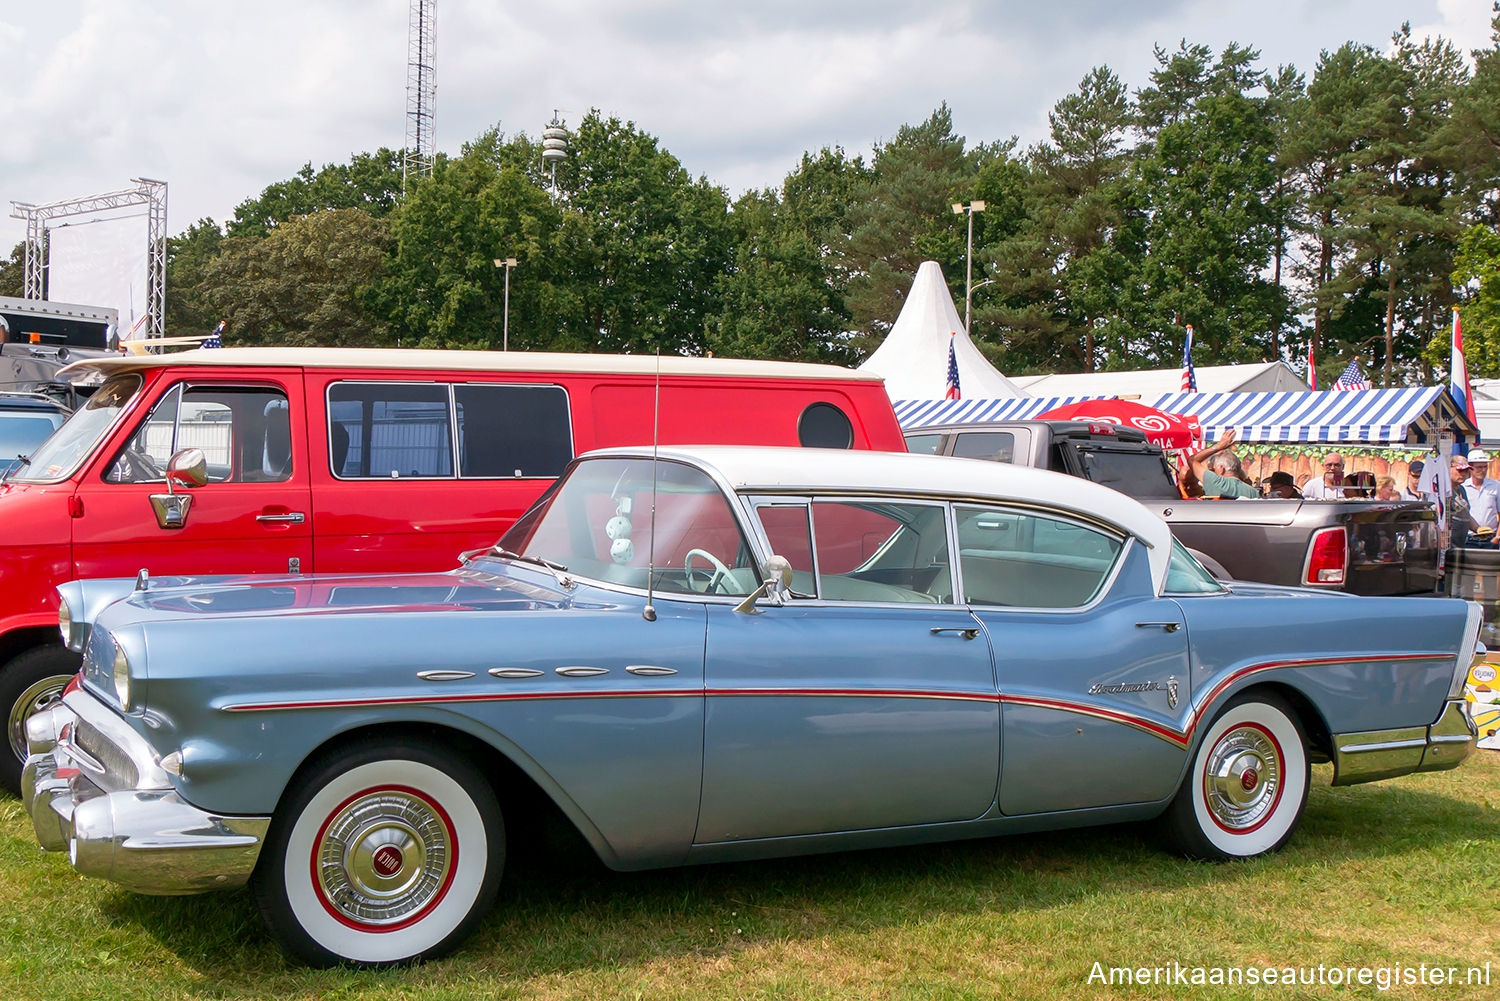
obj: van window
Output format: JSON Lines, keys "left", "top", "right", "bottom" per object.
{"left": 106, "top": 384, "right": 292, "bottom": 484}
{"left": 329, "top": 383, "right": 454, "bottom": 478}
{"left": 797, "top": 402, "right": 854, "bottom": 448}
{"left": 454, "top": 384, "right": 571, "bottom": 478}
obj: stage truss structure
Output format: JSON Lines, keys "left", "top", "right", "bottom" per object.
{"left": 10, "top": 178, "right": 168, "bottom": 339}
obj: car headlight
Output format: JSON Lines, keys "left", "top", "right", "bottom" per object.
{"left": 58, "top": 599, "right": 73, "bottom": 648}
{"left": 112, "top": 639, "right": 133, "bottom": 711}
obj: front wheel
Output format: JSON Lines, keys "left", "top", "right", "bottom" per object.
{"left": 251, "top": 739, "right": 505, "bottom": 966}
{"left": 1161, "top": 693, "right": 1309, "bottom": 860}
{"left": 1, "top": 645, "right": 82, "bottom": 795}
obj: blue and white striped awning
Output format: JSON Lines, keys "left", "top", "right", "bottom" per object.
{"left": 896, "top": 386, "right": 1477, "bottom": 444}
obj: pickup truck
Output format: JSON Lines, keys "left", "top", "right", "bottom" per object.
{"left": 905, "top": 419, "right": 1441, "bottom": 595}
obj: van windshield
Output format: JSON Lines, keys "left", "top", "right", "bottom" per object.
{"left": 8, "top": 375, "right": 143, "bottom": 482}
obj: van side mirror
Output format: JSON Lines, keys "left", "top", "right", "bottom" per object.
{"left": 732, "top": 555, "right": 795, "bottom": 615}
{"left": 166, "top": 448, "right": 209, "bottom": 489}
{"left": 149, "top": 448, "right": 208, "bottom": 530}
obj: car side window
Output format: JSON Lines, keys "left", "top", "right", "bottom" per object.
{"left": 950, "top": 432, "right": 1016, "bottom": 463}
{"left": 106, "top": 384, "right": 291, "bottom": 484}
{"left": 328, "top": 383, "right": 453, "bottom": 478}
{"left": 903, "top": 434, "right": 942, "bottom": 455}
{"left": 956, "top": 504, "right": 1122, "bottom": 608}
{"left": 754, "top": 498, "right": 951, "bottom": 603}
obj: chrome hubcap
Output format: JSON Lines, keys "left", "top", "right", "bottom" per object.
{"left": 7, "top": 674, "right": 72, "bottom": 761}
{"left": 1204, "top": 725, "right": 1281, "bottom": 831}
{"left": 316, "top": 789, "right": 453, "bottom": 926}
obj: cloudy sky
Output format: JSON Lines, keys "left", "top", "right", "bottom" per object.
{"left": 0, "top": 0, "right": 1491, "bottom": 254}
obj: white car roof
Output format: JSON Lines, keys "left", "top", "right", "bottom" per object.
{"left": 59, "top": 346, "right": 885, "bottom": 383}
{"left": 586, "top": 445, "right": 1176, "bottom": 592}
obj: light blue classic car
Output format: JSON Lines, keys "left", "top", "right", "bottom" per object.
{"left": 24, "top": 446, "right": 1481, "bottom": 966}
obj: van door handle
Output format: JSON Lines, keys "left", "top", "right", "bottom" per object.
{"left": 256, "top": 512, "right": 306, "bottom": 524}
{"left": 1136, "top": 621, "right": 1180, "bottom": 633}
{"left": 930, "top": 626, "right": 980, "bottom": 640}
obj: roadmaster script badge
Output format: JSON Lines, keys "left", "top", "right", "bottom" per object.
{"left": 1087, "top": 677, "right": 1179, "bottom": 709}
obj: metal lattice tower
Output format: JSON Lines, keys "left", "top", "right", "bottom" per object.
{"left": 403, "top": 0, "right": 436, "bottom": 190}
{"left": 10, "top": 177, "right": 168, "bottom": 338}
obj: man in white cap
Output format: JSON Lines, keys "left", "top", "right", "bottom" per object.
{"left": 1464, "top": 448, "right": 1500, "bottom": 546}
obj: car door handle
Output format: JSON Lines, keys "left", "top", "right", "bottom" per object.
{"left": 256, "top": 512, "right": 306, "bottom": 524}
{"left": 1136, "top": 621, "right": 1181, "bottom": 633}
{"left": 930, "top": 626, "right": 980, "bottom": 640}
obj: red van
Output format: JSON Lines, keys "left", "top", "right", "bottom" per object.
{"left": 0, "top": 347, "right": 905, "bottom": 790}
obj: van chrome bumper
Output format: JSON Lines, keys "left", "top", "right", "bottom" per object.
{"left": 21, "top": 691, "right": 269, "bottom": 895}
{"left": 1330, "top": 699, "right": 1477, "bottom": 786}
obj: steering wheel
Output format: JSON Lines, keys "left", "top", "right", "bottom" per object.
{"left": 683, "top": 548, "right": 734, "bottom": 594}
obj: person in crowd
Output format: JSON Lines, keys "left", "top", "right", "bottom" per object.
{"left": 1265, "top": 470, "right": 1301, "bottom": 499}
{"left": 1302, "top": 453, "right": 1347, "bottom": 499}
{"left": 1348, "top": 470, "right": 1377, "bottom": 498}
{"left": 1400, "top": 460, "right": 1429, "bottom": 501}
{"left": 1178, "top": 429, "right": 1258, "bottom": 498}
{"left": 1464, "top": 448, "right": 1500, "bottom": 546}
{"left": 1375, "top": 475, "right": 1398, "bottom": 501}
{"left": 1450, "top": 453, "right": 1479, "bottom": 549}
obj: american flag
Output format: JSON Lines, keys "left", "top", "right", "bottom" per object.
{"left": 1333, "top": 359, "right": 1369, "bottom": 391}
{"left": 1452, "top": 306, "right": 1478, "bottom": 433}
{"left": 944, "top": 332, "right": 961, "bottom": 401}
{"left": 1180, "top": 325, "right": 1197, "bottom": 393}
{"left": 202, "top": 321, "right": 224, "bottom": 349}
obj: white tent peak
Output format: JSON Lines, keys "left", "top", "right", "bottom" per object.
{"left": 859, "top": 260, "right": 1025, "bottom": 400}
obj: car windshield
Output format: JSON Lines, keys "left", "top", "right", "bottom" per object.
{"left": 0, "top": 408, "right": 67, "bottom": 474}
{"left": 9, "top": 374, "right": 142, "bottom": 482}
{"left": 498, "top": 456, "right": 759, "bottom": 596}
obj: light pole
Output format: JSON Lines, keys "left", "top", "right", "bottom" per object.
{"left": 951, "top": 200, "right": 985, "bottom": 336}
{"left": 494, "top": 257, "right": 518, "bottom": 350}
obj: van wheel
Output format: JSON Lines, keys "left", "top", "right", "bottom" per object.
{"left": 1, "top": 646, "right": 81, "bottom": 795}
{"left": 252, "top": 738, "right": 504, "bottom": 966}
{"left": 1160, "top": 693, "right": 1309, "bottom": 860}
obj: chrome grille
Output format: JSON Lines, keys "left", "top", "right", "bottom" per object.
{"left": 71, "top": 716, "right": 139, "bottom": 790}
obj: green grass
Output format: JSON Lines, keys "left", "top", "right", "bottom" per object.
{"left": 1, "top": 754, "right": 1496, "bottom": 1001}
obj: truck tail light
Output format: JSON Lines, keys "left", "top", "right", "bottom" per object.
{"left": 1305, "top": 527, "right": 1347, "bottom": 585}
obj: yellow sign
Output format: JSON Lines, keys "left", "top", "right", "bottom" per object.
{"left": 1468, "top": 662, "right": 1500, "bottom": 751}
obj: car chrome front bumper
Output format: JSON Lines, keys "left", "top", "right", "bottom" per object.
{"left": 21, "top": 690, "right": 269, "bottom": 895}
{"left": 1330, "top": 699, "right": 1477, "bottom": 786}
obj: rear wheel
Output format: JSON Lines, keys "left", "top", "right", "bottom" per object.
{"left": 1161, "top": 693, "right": 1309, "bottom": 860}
{"left": 1, "top": 645, "right": 82, "bottom": 795}
{"left": 252, "top": 739, "right": 504, "bottom": 966}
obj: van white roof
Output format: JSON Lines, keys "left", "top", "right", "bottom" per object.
{"left": 587, "top": 444, "right": 1176, "bottom": 592}
{"left": 60, "top": 346, "right": 885, "bottom": 383}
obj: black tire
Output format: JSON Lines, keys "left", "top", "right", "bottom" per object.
{"left": 1, "top": 645, "right": 82, "bottom": 796}
{"left": 1160, "top": 693, "right": 1310, "bottom": 861}
{"left": 251, "top": 738, "right": 505, "bottom": 966}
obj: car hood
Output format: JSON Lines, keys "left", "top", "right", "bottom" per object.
{"left": 108, "top": 561, "right": 578, "bottom": 621}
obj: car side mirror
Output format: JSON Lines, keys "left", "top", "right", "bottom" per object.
{"left": 166, "top": 448, "right": 209, "bottom": 490}
{"left": 733, "top": 555, "right": 794, "bottom": 615}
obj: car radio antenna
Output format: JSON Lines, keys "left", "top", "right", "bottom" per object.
{"left": 643, "top": 350, "right": 661, "bottom": 622}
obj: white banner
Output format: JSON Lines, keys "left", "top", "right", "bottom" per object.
{"left": 47, "top": 215, "right": 150, "bottom": 333}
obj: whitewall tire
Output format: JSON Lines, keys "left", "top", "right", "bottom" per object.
{"left": 1163, "top": 694, "right": 1309, "bottom": 860}
{"left": 253, "top": 740, "right": 504, "bottom": 966}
